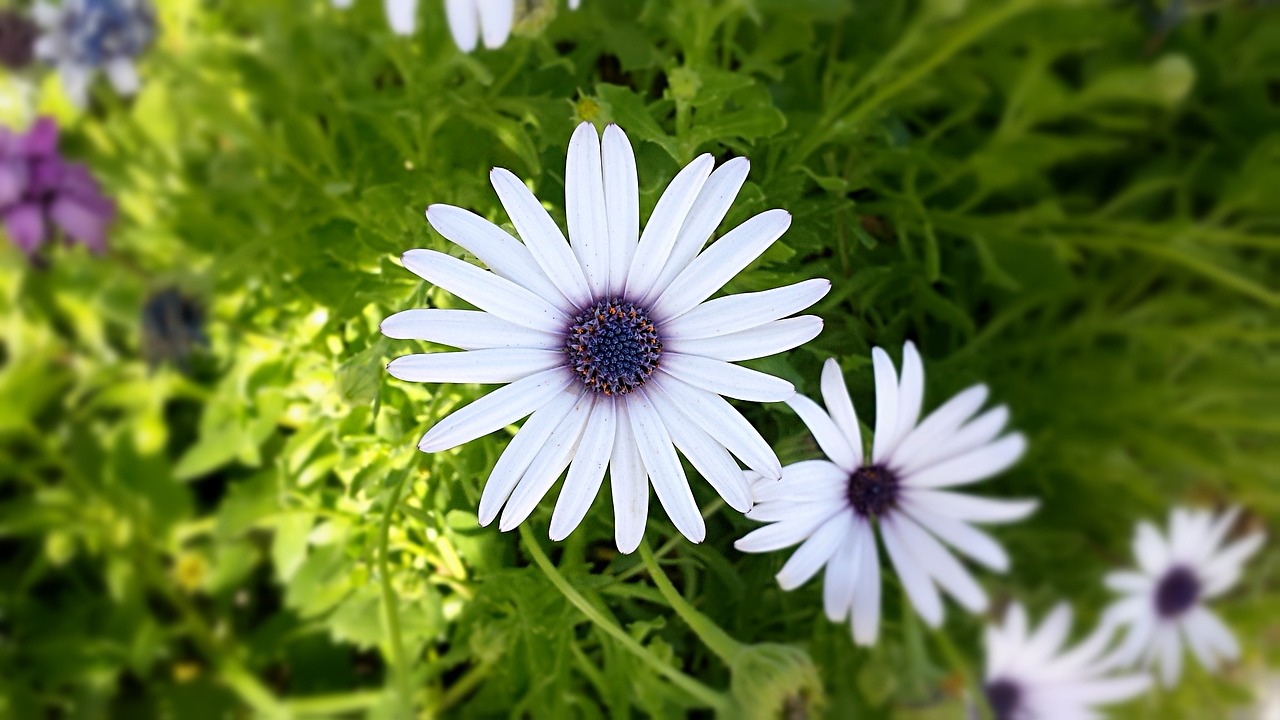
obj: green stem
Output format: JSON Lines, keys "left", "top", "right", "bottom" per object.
{"left": 380, "top": 462, "right": 415, "bottom": 719}
{"left": 519, "top": 526, "right": 727, "bottom": 710}
{"left": 637, "top": 540, "right": 743, "bottom": 665}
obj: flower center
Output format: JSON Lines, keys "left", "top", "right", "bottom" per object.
{"left": 984, "top": 679, "right": 1022, "bottom": 720}
{"left": 1154, "top": 566, "right": 1200, "bottom": 618}
{"left": 564, "top": 298, "right": 662, "bottom": 396}
{"left": 846, "top": 465, "right": 900, "bottom": 518}
{"left": 67, "top": 0, "right": 155, "bottom": 65}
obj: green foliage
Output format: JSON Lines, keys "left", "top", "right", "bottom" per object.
{"left": 1, "top": 0, "right": 1278, "bottom": 717}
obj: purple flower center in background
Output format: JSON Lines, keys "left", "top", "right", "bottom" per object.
{"left": 565, "top": 299, "right": 662, "bottom": 396}
{"left": 1155, "top": 565, "right": 1200, "bottom": 618}
{"left": 984, "top": 679, "right": 1022, "bottom": 720}
{"left": 64, "top": 0, "right": 156, "bottom": 66}
{"left": 0, "top": 10, "right": 38, "bottom": 69}
{"left": 847, "top": 465, "right": 900, "bottom": 518}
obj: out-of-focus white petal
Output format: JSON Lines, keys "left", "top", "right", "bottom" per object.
{"left": 897, "top": 405, "right": 1010, "bottom": 477}
{"left": 444, "top": 0, "right": 477, "bottom": 50}
{"left": 900, "top": 487, "right": 1038, "bottom": 524}
{"left": 385, "top": 0, "right": 417, "bottom": 34}
{"left": 776, "top": 515, "right": 850, "bottom": 590}
{"left": 749, "top": 460, "right": 846, "bottom": 504}
{"left": 900, "top": 501, "right": 1010, "bottom": 571}
{"left": 901, "top": 433, "right": 1026, "bottom": 489}
{"left": 735, "top": 504, "right": 840, "bottom": 553}
{"left": 889, "top": 384, "right": 988, "bottom": 466}
{"left": 1156, "top": 625, "right": 1183, "bottom": 687}
{"left": 104, "top": 58, "right": 140, "bottom": 96}
{"left": 549, "top": 399, "right": 618, "bottom": 541}
{"left": 660, "top": 279, "right": 830, "bottom": 340}
{"left": 380, "top": 309, "right": 560, "bottom": 349}
{"left": 892, "top": 512, "right": 987, "bottom": 613}
{"left": 477, "top": 0, "right": 514, "bottom": 48}
{"left": 1103, "top": 571, "right": 1153, "bottom": 594}
{"left": 850, "top": 519, "right": 881, "bottom": 645}
{"left": 785, "top": 394, "right": 859, "bottom": 472}
{"left": 418, "top": 368, "right": 574, "bottom": 452}
{"left": 820, "top": 358, "right": 863, "bottom": 466}
{"left": 822, "top": 526, "right": 861, "bottom": 622}
{"left": 1187, "top": 607, "right": 1239, "bottom": 662}
{"left": 881, "top": 517, "right": 944, "bottom": 627}
{"left": 1133, "top": 521, "right": 1170, "bottom": 576}
{"left": 893, "top": 341, "right": 924, "bottom": 442}
{"left": 869, "top": 347, "right": 901, "bottom": 463}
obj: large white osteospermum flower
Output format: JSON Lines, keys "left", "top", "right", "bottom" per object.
{"left": 1103, "top": 506, "right": 1265, "bottom": 687}
{"left": 384, "top": 122, "right": 829, "bottom": 553}
{"left": 735, "top": 344, "right": 1036, "bottom": 645}
{"left": 33, "top": 0, "right": 155, "bottom": 108}
{"left": 983, "top": 603, "right": 1151, "bottom": 720}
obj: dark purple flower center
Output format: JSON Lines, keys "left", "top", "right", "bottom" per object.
{"left": 0, "top": 10, "right": 38, "bottom": 69}
{"left": 1154, "top": 566, "right": 1200, "bottom": 618}
{"left": 847, "top": 465, "right": 900, "bottom": 518}
{"left": 984, "top": 679, "right": 1022, "bottom": 720}
{"left": 565, "top": 299, "right": 661, "bottom": 396}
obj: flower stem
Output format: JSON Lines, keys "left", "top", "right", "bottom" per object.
{"left": 380, "top": 460, "right": 415, "bottom": 720}
{"left": 638, "top": 539, "right": 743, "bottom": 665}
{"left": 520, "top": 526, "right": 727, "bottom": 710}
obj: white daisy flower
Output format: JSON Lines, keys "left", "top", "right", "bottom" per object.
{"left": 383, "top": 121, "right": 829, "bottom": 553}
{"left": 734, "top": 344, "right": 1036, "bottom": 645}
{"left": 33, "top": 0, "right": 155, "bottom": 108}
{"left": 983, "top": 602, "right": 1151, "bottom": 720}
{"left": 444, "top": 0, "right": 514, "bottom": 52}
{"left": 1103, "top": 506, "right": 1265, "bottom": 687}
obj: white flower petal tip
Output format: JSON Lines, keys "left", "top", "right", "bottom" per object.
{"left": 1102, "top": 506, "right": 1263, "bottom": 686}
{"left": 738, "top": 341, "right": 1033, "bottom": 643}
{"left": 388, "top": 122, "right": 807, "bottom": 550}
{"left": 984, "top": 603, "right": 1153, "bottom": 719}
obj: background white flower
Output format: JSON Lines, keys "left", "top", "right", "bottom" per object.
{"left": 984, "top": 602, "right": 1151, "bottom": 720}
{"left": 1103, "top": 506, "right": 1265, "bottom": 687}
{"left": 331, "top": 0, "right": 418, "bottom": 36}
{"left": 444, "top": 0, "right": 513, "bottom": 52}
{"left": 735, "top": 344, "right": 1035, "bottom": 645}
{"left": 34, "top": 0, "right": 155, "bottom": 108}
{"left": 384, "top": 121, "right": 829, "bottom": 553}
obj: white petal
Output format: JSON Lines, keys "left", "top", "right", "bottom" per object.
{"left": 1134, "top": 521, "right": 1171, "bottom": 576}
{"left": 665, "top": 316, "right": 823, "bottom": 362}
{"left": 749, "top": 460, "right": 847, "bottom": 504}
{"left": 649, "top": 389, "right": 752, "bottom": 512}
{"left": 549, "top": 400, "right": 618, "bottom": 540}
{"left": 104, "top": 58, "right": 140, "bottom": 96}
{"left": 565, "top": 122, "right": 610, "bottom": 298}
{"left": 401, "top": 249, "right": 569, "bottom": 333}
{"left": 899, "top": 487, "right": 1038, "bottom": 524}
{"left": 786, "top": 394, "right": 859, "bottom": 472}
{"left": 490, "top": 167, "right": 592, "bottom": 308}
{"left": 889, "top": 384, "right": 989, "bottom": 466}
{"left": 820, "top": 358, "right": 864, "bottom": 467}
{"left": 1108, "top": 607, "right": 1156, "bottom": 668}
{"left": 1201, "top": 532, "right": 1265, "bottom": 588}
{"left": 629, "top": 391, "right": 704, "bottom": 543}
{"left": 659, "top": 353, "right": 794, "bottom": 402}
{"left": 850, "top": 519, "right": 882, "bottom": 645}
{"left": 1156, "top": 625, "right": 1183, "bottom": 687}
{"left": 444, "top": 0, "right": 477, "bottom": 50}
{"left": 380, "top": 309, "right": 560, "bottom": 349}
{"left": 735, "top": 504, "right": 841, "bottom": 553}
{"left": 477, "top": 0, "right": 513, "bottom": 48}
{"left": 418, "top": 368, "right": 574, "bottom": 452}
{"left": 644, "top": 157, "right": 751, "bottom": 301}
{"left": 1104, "top": 571, "right": 1154, "bottom": 594}
{"left": 333, "top": 0, "right": 354, "bottom": 7}
{"left": 900, "top": 501, "right": 1010, "bottom": 571}
{"left": 870, "top": 347, "right": 901, "bottom": 463}
{"left": 744, "top": 499, "right": 833, "bottom": 524}
{"left": 1049, "top": 676, "right": 1151, "bottom": 706}
{"left": 1200, "top": 507, "right": 1243, "bottom": 559}
{"left": 624, "top": 155, "right": 715, "bottom": 301}
{"left": 425, "top": 204, "right": 567, "bottom": 304}
{"left": 478, "top": 389, "right": 581, "bottom": 525}
{"left": 897, "top": 405, "right": 1011, "bottom": 477}
{"left": 823, "top": 526, "right": 861, "bottom": 622}
{"left": 1180, "top": 612, "right": 1219, "bottom": 672}
{"left": 1022, "top": 603, "right": 1072, "bottom": 667}
{"left": 660, "top": 279, "right": 831, "bottom": 340}
{"left": 61, "top": 64, "right": 93, "bottom": 108}
{"left": 881, "top": 517, "right": 944, "bottom": 627}
{"left": 901, "top": 433, "right": 1027, "bottom": 489}
{"left": 1187, "top": 607, "right": 1239, "bottom": 662}
{"left": 892, "top": 512, "right": 987, "bottom": 613}
{"left": 650, "top": 375, "right": 781, "bottom": 479}
{"left": 499, "top": 394, "right": 594, "bottom": 531}
{"left": 387, "top": 348, "right": 562, "bottom": 384}
{"left": 610, "top": 403, "right": 649, "bottom": 553}
{"left": 776, "top": 515, "right": 851, "bottom": 590}
{"left": 601, "top": 125, "right": 639, "bottom": 295}
{"left": 893, "top": 341, "right": 925, "bottom": 443}
{"left": 385, "top": 0, "right": 417, "bottom": 34}
{"left": 569, "top": 0, "right": 580, "bottom": 7}
{"left": 651, "top": 209, "right": 791, "bottom": 322}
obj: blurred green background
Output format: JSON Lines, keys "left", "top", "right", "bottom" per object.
{"left": 1, "top": 0, "right": 1278, "bottom": 717}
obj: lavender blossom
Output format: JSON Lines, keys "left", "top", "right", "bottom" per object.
{"left": 0, "top": 117, "right": 116, "bottom": 258}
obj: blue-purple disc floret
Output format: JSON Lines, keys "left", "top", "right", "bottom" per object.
{"left": 564, "top": 298, "right": 662, "bottom": 397}
{"left": 63, "top": 0, "right": 154, "bottom": 66}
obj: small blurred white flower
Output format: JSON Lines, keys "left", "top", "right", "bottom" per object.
{"left": 736, "top": 345, "right": 1036, "bottom": 645}
{"left": 1103, "top": 506, "right": 1265, "bottom": 687}
{"left": 33, "top": 0, "right": 155, "bottom": 108}
{"left": 443, "top": 0, "right": 513, "bottom": 52}
{"left": 984, "top": 603, "right": 1151, "bottom": 720}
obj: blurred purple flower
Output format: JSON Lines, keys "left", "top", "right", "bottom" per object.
{"left": 0, "top": 117, "right": 116, "bottom": 258}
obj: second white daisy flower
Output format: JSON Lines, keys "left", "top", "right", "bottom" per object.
{"left": 735, "top": 343, "right": 1036, "bottom": 645}
{"left": 385, "top": 122, "right": 829, "bottom": 553}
